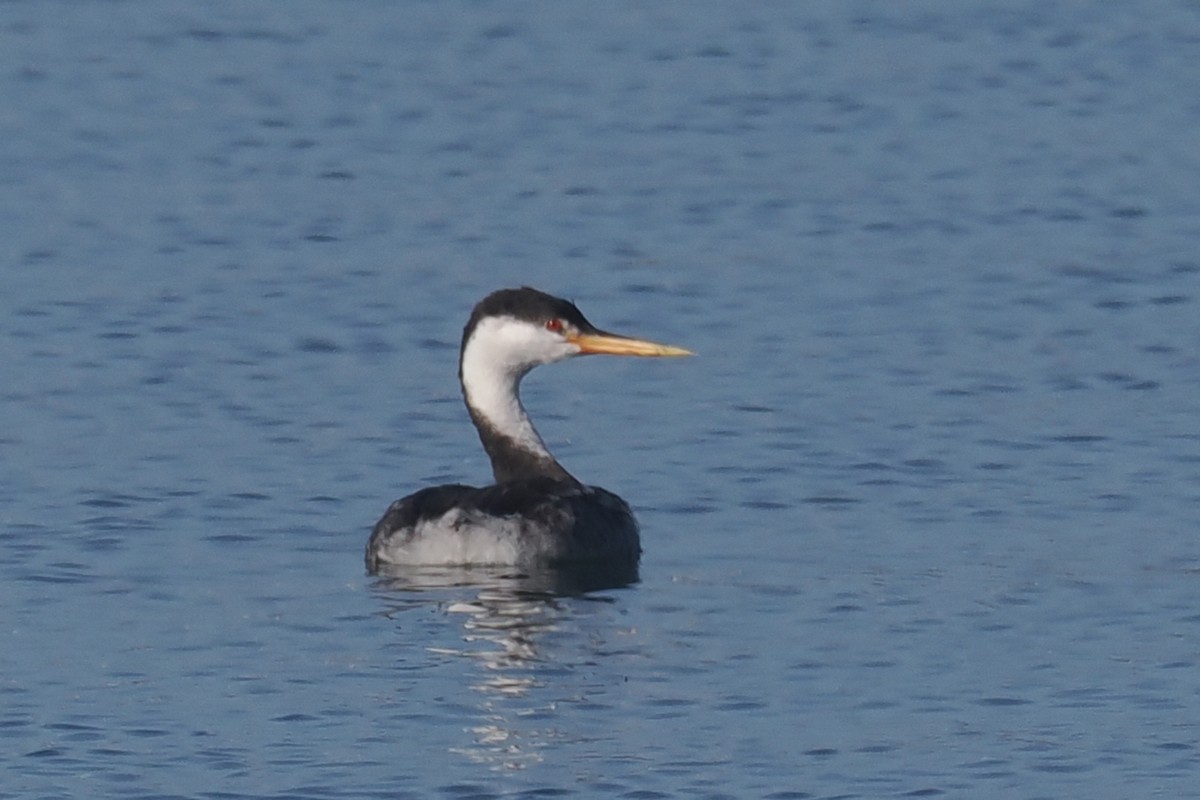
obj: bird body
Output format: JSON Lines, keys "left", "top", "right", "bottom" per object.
{"left": 366, "top": 287, "right": 690, "bottom": 572}
{"left": 370, "top": 479, "right": 638, "bottom": 567}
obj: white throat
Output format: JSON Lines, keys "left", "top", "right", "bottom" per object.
{"left": 459, "top": 316, "right": 562, "bottom": 459}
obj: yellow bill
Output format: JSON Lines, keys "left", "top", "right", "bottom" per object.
{"left": 568, "top": 332, "right": 694, "bottom": 357}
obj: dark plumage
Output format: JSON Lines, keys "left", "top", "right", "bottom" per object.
{"left": 366, "top": 479, "right": 639, "bottom": 572}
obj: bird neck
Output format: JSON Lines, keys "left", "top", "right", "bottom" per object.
{"left": 459, "top": 344, "right": 577, "bottom": 485}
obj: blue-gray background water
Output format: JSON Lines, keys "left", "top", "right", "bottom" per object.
{"left": 3, "top": 3, "right": 1199, "bottom": 797}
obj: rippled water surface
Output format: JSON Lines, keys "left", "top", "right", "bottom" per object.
{"left": 4, "top": 3, "right": 1200, "bottom": 797}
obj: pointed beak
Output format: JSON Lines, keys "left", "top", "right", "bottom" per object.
{"left": 567, "top": 330, "right": 694, "bottom": 357}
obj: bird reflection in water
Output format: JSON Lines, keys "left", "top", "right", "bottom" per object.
{"left": 372, "top": 562, "right": 638, "bottom": 772}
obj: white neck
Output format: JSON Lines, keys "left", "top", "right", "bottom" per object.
{"left": 458, "top": 318, "right": 554, "bottom": 460}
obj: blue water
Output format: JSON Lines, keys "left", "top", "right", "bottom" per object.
{"left": 4, "top": 3, "right": 1200, "bottom": 797}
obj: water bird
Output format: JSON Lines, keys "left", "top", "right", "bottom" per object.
{"left": 366, "top": 287, "right": 692, "bottom": 572}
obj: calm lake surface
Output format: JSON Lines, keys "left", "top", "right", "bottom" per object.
{"left": 4, "top": 3, "right": 1200, "bottom": 797}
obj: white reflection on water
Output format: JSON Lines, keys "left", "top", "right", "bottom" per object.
{"left": 372, "top": 564, "right": 637, "bottom": 772}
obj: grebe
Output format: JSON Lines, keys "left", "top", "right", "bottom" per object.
{"left": 366, "top": 287, "right": 691, "bottom": 571}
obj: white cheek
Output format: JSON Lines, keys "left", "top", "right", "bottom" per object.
{"left": 529, "top": 333, "right": 579, "bottom": 364}
{"left": 470, "top": 317, "right": 576, "bottom": 373}
{"left": 514, "top": 326, "right": 576, "bottom": 365}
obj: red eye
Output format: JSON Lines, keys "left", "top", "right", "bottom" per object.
{"left": 545, "top": 318, "right": 563, "bottom": 333}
